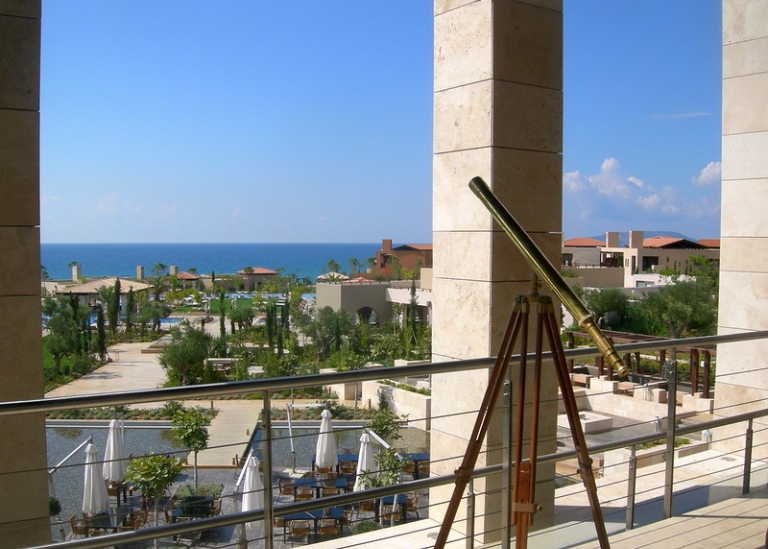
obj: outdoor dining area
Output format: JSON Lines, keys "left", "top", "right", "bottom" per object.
{"left": 238, "top": 409, "right": 429, "bottom": 546}
{"left": 59, "top": 409, "right": 429, "bottom": 546}
{"left": 66, "top": 419, "right": 148, "bottom": 538}
{"left": 65, "top": 418, "right": 227, "bottom": 543}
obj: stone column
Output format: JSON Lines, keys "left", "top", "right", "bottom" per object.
{"left": 431, "top": 0, "right": 562, "bottom": 543}
{"left": 0, "top": 1, "right": 50, "bottom": 547}
{"left": 715, "top": 0, "right": 768, "bottom": 458}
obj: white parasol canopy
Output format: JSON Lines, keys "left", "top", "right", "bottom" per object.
{"left": 103, "top": 418, "right": 126, "bottom": 484}
{"left": 83, "top": 442, "right": 109, "bottom": 516}
{"left": 241, "top": 456, "right": 264, "bottom": 539}
{"left": 315, "top": 409, "right": 338, "bottom": 470}
{"left": 354, "top": 432, "right": 375, "bottom": 492}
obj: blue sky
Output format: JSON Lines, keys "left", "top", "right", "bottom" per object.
{"left": 40, "top": 1, "right": 722, "bottom": 244}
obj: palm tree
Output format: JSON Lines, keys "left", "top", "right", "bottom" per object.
{"left": 96, "top": 284, "right": 117, "bottom": 338}
{"left": 349, "top": 258, "right": 362, "bottom": 276}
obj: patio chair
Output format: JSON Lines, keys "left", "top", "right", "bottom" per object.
{"left": 339, "top": 461, "right": 356, "bottom": 475}
{"left": 175, "top": 516, "right": 200, "bottom": 545}
{"left": 118, "top": 518, "right": 138, "bottom": 532}
{"left": 279, "top": 479, "right": 295, "bottom": 496}
{"left": 163, "top": 506, "right": 175, "bottom": 524}
{"left": 207, "top": 498, "right": 223, "bottom": 517}
{"left": 340, "top": 507, "right": 354, "bottom": 532}
{"left": 317, "top": 518, "right": 339, "bottom": 539}
{"left": 106, "top": 481, "right": 119, "bottom": 499}
{"left": 358, "top": 500, "right": 375, "bottom": 513}
{"left": 321, "top": 485, "right": 341, "bottom": 497}
{"left": 406, "top": 492, "right": 420, "bottom": 518}
{"left": 382, "top": 504, "right": 402, "bottom": 524}
{"left": 273, "top": 517, "right": 287, "bottom": 542}
{"left": 418, "top": 460, "right": 430, "bottom": 477}
{"left": 287, "top": 519, "right": 310, "bottom": 545}
{"left": 69, "top": 515, "right": 88, "bottom": 540}
{"left": 203, "top": 498, "right": 224, "bottom": 540}
{"left": 294, "top": 486, "right": 314, "bottom": 501}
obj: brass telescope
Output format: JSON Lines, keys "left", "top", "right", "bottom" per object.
{"left": 469, "top": 176, "right": 629, "bottom": 378}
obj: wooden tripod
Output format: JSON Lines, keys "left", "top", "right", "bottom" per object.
{"left": 433, "top": 282, "right": 610, "bottom": 549}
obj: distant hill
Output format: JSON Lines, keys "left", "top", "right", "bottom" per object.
{"left": 589, "top": 231, "right": 693, "bottom": 247}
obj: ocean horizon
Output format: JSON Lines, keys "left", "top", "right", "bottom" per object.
{"left": 41, "top": 242, "right": 381, "bottom": 282}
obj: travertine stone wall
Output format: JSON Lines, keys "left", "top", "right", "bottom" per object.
{"left": 431, "top": 0, "right": 563, "bottom": 542}
{"left": 715, "top": 0, "right": 768, "bottom": 457}
{"left": 0, "top": 1, "right": 49, "bottom": 546}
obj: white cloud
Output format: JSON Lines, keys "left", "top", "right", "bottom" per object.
{"left": 637, "top": 194, "right": 660, "bottom": 210}
{"left": 693, "top": 161, "right": 721, "bottom": 186}
{"left": 658, "top": 187, "right": 681, "bottom": 214}
{"left": 563, "top": 170, "right": 584, "bottom": 192}
{"left": 587, "top": 158, "right": 632, "bottom": 198}
{"left": 564, "top": 157, "right": 721, "bottom": 239}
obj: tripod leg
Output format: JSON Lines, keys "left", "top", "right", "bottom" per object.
{"left": 433, "top": 297, "right": 529, "bottom": 549}
{"left": 542, "top": 301, "right": 611, "bottom": 549}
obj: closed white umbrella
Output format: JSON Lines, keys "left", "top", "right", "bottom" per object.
{"left": 103, "top": 419, "right": 126, "bottom": 484}
{"left": 241, "top": 456, "right": 264, "bottom": 539}
{"left": 315, "top": 409, "right": 338, "bottom": 470}
{"left": 354, "top": 433, "right": 375, "bottom": 492}
{"left": 83, "top": 443, "right": 109, "bottom": 516}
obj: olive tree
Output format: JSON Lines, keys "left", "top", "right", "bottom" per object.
{"left": 159, "top": 322, "right": 213, "bottom": 385}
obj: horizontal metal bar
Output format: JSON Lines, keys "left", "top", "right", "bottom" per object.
{"left": 3, "top": 330, "right": 768, "bottom": 416}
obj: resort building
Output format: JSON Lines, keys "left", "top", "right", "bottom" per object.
{"left": 2, "top": 1, "right": 768, "bottom": 548}
{"left": 371, "top": 239, "right": 433, "bottom": 279}
{"left": 52, "top": 277, "right": 152, "bottom": 313}
{"left": 562, "top": 230, "right": 721, "bottom": 289}
{"left": 315, "top": 268, "right": 433, "bottom": 328}
{"left": 235, "top": 267, "right": 280, "bottom": 292}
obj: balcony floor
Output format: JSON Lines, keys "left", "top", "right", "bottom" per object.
{"left": 568, "top": 487, "right": 768, "bottom": 549}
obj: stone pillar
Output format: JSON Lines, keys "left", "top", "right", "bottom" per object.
{"left": 0, "top": 1, "right": 50, "bottom": 546}
{"left": 431, "top": 0, "right": 562, "bottom": 543}
{"left": 136, "top": 265, "right": 145, "bottom": 280}
{"left": 715, "top": 0, "right": 768, "bottom": 458}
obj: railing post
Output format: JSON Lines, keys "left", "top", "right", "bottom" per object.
{"left": 501, "top": 378, "right": 512, "bottom": 549}
{"left": 263, "top": 392, "right": 274, "bottom": 549}
{"left": 466, "top": 478, "right": 475, "bottom": 549}
{"left": 743, "top": 419, "right": 754, "bottom": 495}
{"left": 663, "top": 356, "right": 677, "bottom": 519}
{"left": 625, "top": 445, "right": 637, "bottom": 530}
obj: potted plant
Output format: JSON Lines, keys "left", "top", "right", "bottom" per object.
{"left": 126, "top": 454, "right": 184, "bottom": 548}
{"left": 49, "top": 496, "right": 62, "bottom": 517}
{"left": 171, "top": 406, "right": 212, "bottom": 493}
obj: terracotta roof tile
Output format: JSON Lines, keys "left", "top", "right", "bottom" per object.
{"left": 563, "top": 237, "right": 605, "bottom": 247}
{"left": 237, "top": 267, "right": 278, "bottom": 275}
{"left": 697, "top": 238, "right": 720, "bottom": 248}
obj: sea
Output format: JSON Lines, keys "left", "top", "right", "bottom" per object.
{"left": 41, "top": 243, "right": 380, "bottom": 282}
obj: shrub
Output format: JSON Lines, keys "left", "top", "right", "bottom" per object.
{"left": 351, "top": 519, "right": 382, "bottom": 534}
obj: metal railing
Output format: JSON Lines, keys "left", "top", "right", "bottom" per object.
{"left": 3, "top": 329, "right": 768, "bottom": 549}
